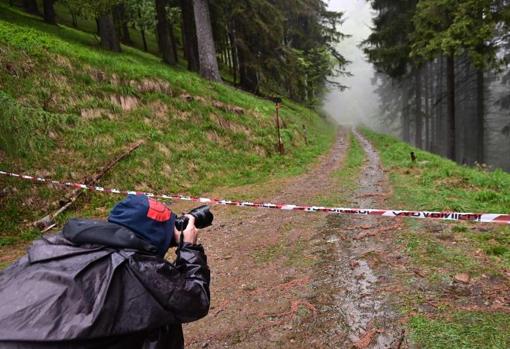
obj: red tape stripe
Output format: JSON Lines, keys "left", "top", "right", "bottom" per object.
{"left": 0, "top": 170, "right": 508, "bottom": 225}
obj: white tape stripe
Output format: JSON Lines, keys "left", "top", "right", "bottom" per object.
{"left": 1, "top": 170, "right": 509, "bottom": 224}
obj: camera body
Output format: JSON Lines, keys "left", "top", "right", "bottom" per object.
{"left": 175, "top": 205, "right": 214, "bottom": 231}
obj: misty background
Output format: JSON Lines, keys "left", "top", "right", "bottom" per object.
{"left": 323, "top": 0, "right": 378, "bottom": 127}
{"left": 325, "top": 0, "right": 510, "bottom": 172}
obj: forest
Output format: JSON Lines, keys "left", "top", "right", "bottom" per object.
{"left": 364, "top": 0, "right": 510, "bottom": 171}
{"left": 10, "top": 0, "right": 510, "bottom": 172}
{"left": 9, "top": 0, "right": 348, "bottom": 107}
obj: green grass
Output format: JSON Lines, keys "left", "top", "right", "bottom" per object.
{"left": 410, "top": 312, "right": 510, "bottom": 349}
{"left": 361, "top": 129, "right": 510, "bottom": 213}
{"left": 315, "top": 132, "right": 366, "bottom": 206}
{"left": 361, "top": 128, "right": 510, "bottom": 349}
{"left": 0, "top": 3, "right": 335, "bottom": 246}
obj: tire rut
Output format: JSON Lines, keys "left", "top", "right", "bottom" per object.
{"left": 319, "top": 129, "right": 403, "bottom": 348}
{"left": 183, "top": 130, "right": 349, "bottom": 348}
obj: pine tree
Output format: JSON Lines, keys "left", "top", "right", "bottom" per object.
{"left": 193, "top": 0, "right": 221, "bottom": 81}
{"left": 43, "top": 0, "right": 57, "bottom": 24}
{"left": 155, "top": 0, "right": 177, "bottom": 65}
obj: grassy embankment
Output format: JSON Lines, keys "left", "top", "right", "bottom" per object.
{"left": 363, "top": 129, "right": 510, "bottom": 349}
{"left": 0, "top": 4, "right": 336, "bottom": 258}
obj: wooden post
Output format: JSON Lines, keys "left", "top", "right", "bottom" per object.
{"left": 274, "top": 98, "right": 284, "bottom": 155}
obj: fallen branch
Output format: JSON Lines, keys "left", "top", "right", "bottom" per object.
{"left": 33, "top": 140, "right": 144, "bottom": 230}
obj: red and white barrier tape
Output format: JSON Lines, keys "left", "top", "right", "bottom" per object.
{"left": 1, "top": 170, "right": 509, "bottom": 224}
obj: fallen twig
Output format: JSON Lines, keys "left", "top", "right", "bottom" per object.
{"left": 33, "top": 140, "right": 144, "bottom": 230}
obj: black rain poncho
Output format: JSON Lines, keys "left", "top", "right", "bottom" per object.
{"left": 0, "top": 219, "right": 210, "bottom": 349}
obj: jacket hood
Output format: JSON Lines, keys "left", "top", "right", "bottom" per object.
{"left": 108, "top": 195, "right": 176, "bottom": 256}
{"left": 62, "top": 219, "right": 160, "bottom": 255}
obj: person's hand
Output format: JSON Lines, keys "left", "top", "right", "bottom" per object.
{"left": 174, "top": 214, "right": 198, "bottom": 245}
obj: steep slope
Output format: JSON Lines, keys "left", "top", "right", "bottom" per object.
{"left": 0, "top": 4, "right": 335, "bottom": 252}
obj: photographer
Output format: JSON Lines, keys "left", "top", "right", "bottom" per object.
{"left": 0, "top": 195, "right": 211, "bottom": 349}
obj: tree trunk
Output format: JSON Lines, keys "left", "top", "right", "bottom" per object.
{"left": 180, "top": 0, "right": 200, "bottom": 72}
{"left": 137, "top": 8, "right": 148, "bottom": 52}
{"left": 476, "top": 70, "right": 485, "bottom": 163}
{"left": 238, "top": 46, "right": 259, "bottom": 93}
{"left": 446, "top": 54, "right": 456, "bottom": 161}
{"left": 402, "top": 84, "right": 410, "bottom": 143}
{"left": 113, "top": 4, "right": 132, "bottom": 45}
{"left": 192, "top": 0, "right": 221, "bottom": 81}
{"left": 71, "top": 11, "right": 78, "bottom": 27}
{"left": 169, "top": 21, "right": 179, "bottom": 64}
{"left": 415, "top": 69, "right": 423, "bottom": 149}
{"left": 23, "top": 0, "right": 39, "bottom": 14}
{"left": 228, "top": 23, "right": 238, "bottom": 84}
{"left": 97, "top": 13, "right": 122, "bottom": 52}
{"left": 424, "top": 63, "right": 431, "bottom": 151}
{"left": 155, "top": 0, "right": 177, "bottom": 65}
{"left": 140, "top": 29, "right": 148, "bottom": 52}
{"left": 43, "top": 0, "right": 56, "bottom": 24}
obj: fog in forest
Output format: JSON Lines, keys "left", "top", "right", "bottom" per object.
{"left": 325, "top": 0, "right": 510, "bottom": 172}
{"left": 323, "top": 0, "right": 379, "bottom": 127}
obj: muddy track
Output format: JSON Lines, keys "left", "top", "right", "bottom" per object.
{"left": 316, "top": 130, "right": 404, "bottom": 348}
{"left": 340, "top": 130, "right": 402, "bottom": 347}
{"left": 180, "top": 129, "right": 404, "bottom": 348}
{"left": 180, "top": 130, "right": 349, "bottom": 348}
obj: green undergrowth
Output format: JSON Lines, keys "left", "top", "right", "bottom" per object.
{"left": 0, "top": 4, "right": 335, "bottom": 247}
{"left": 315, "top": 132, "right": 365, "bottom": 206}
{"left": 362, "top": 128, "right": 510, "bottom": 349}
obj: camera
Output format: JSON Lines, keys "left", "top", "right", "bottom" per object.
{"left": 175, "top": 205, "right": 214, "bottom": 231}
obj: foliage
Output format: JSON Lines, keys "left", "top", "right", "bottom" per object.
{"left": 211, "top": 0, "right": 348, "bottom": 105}
{"left": 362, "top": 0, "right": 417, "bottom": 78}
{"left": 411, "top": 0, "right": 508, "bottom": 69}
{"left": 63, "top": 0, "right": 122, "bottom": 16}
{"left": 0, "top": 3, "right": 336, "bottom": 246}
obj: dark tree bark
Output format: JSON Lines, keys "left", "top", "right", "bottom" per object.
{"left": 192, "top": 0, "right": 221, "bottom": 81}
{"left": 137, "top": 8, "right": 148, "bottom": 52}
{"left": 238, "top": 46, "right": 259, "bottom": 93}
{"left": 402, "top": 84, "right": 410, "bottom": 143}
{"left": 97, "top": 12, "right": 122, "bottom": 52}
{"left": 424, "top": 63, "right": 431, "bottom": 151}
{"left": 228, "top": 23, "right": 238, "bottom": 84}
{"left": 436, "top": 56, "right": 447, "bottom": 156}
{"left": 140, "top": 29, "right": 148, "bottom": 52}
{"left": 476, "top": 70, "right": 485, "bottom": 163}
{"left": 446, "top": 54, "right": 456, "bottom": 161}
{"left": 155, "top": 0, "right": 177, "bottom": 65}
{"left": 23, "top": 0, "right": 39, "bottom": 14}
{"left": 415, "top": 69, "right": 423, "bottom": 148}
{"left": 70, "top": 11, "right": 78, "bottom": 27}
{"left": 43, "top": 0, "right": 56, "bottom": 24}
{"left": 113, "top": 3, "right": 132, "bottom": 45}
{"left": 169, "top": 21, "right": 178, "bottom": 64}
{"left": 180, "top": 0, "right": 199, "bottom": 72}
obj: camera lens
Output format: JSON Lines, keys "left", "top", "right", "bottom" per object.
{"left": 175, "top": 205, "right": 213, "bottom": 231}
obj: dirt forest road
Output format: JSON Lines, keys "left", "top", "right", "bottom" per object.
{"left": 176, "top": 128, "right": 406, "bottom": 348}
